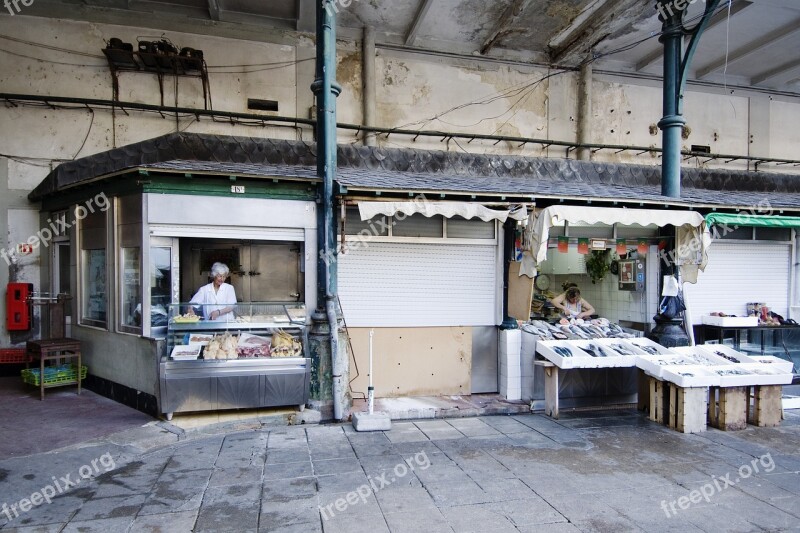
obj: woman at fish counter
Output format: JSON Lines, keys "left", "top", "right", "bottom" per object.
{"left": 188, "top": 262, "right": 237, "bottom": 321}
{"left": 550, "top": 285, "right": 595, "bottom": 320}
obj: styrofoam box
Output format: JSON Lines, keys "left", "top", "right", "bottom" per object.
{"left": 636, "top": 354, "right": 712, "bottom": 379}
{"left": 695, "top": 344, "right": 763, "bottom": 365}
{"left": 702, "top": 315, "right": 759, "bottom": 327}
{"left": 737, "top": 364, "right": 794, "bottom": 386}
{"left": 627, "top": 337, "right": 679, "bottom": 357}
{"left": 749, "top": 355, "right": 795, "bottom": 374}
{"left": 536, "top": 340, "right": 599, "bottom": 369}
{"left": 670, "top": 346, "right": 731, "bottom": 366}
{"left": 566, "top": 339, "right": 636, "bottom": 368}
{"left": 710, "top": 365, "right": 762, "bottom": 387}
{"left": 660, "top": 365, "right": 721, "bottom": 388}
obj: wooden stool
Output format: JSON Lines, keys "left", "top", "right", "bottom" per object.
{"left": 26, "top": 338, "right": 82, "bottom": 401}
{"left": 748, "top": 385, "right": 783, "bottom": 427}
{"left": 708, "top": 386, "right": 747, "bottom": 431}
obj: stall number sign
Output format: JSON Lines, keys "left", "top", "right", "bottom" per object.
{"left": 231, "top": 185, "right": 246, "bottom": 194}
{"left": 17, "top": 244, "right": 34, "bottom": 255}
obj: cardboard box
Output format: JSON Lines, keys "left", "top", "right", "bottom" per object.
{"left": 701, "top": 315, "right": 759, "bottom": 327}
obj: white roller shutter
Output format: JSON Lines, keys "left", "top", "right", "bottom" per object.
{"left": 338, "top": 242, "right": 497, "bottom": 327}
{"left": 684, "top": 242, "right": 791, "bottom": 324}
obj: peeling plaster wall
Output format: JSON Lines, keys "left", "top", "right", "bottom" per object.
{"left": 769, "top": 100, "right": 800, "bottom": 161}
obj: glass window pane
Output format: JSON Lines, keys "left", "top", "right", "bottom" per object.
{"left": 754, "top": 227, "right": 791, "bottom": 241}
{"left": 447, "top": 217, "right": 495, "bottom": 239}
{"left": 121, "top": 248, "right": 141, "bottom": 329}
{"left": 393, "top": 213, "right": 443, "bottom": 238}
{"left": 151, "top": 247, "right": 172, "bottom": 328}
{"left": 82, "top": 249, "right": 106, "bottom": 325}
{"left": 344, "top": 208, "right": 388, "bottom": 236}
{"left": 57, "top": 244, "right": 71, "bottom": 296}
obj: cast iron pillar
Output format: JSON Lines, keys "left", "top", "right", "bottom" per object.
{"left": 500, "top": 220, "right": 518, "bottom": 330}
{"left": 311, "top": 0, "right": 347, "bottom": 421}
{"left": 657, "top": 0, "right": 722, "bottom": 198}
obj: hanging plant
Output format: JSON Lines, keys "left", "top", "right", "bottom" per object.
{"left": 585, "top": 249, "right": 610, "bottom": 284}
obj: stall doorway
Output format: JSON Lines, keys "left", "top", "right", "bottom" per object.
{"left": 180, "top": 239, "right": 303, "bottom": 302}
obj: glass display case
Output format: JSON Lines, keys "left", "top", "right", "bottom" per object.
{"left": 158, "top": 302, "right": 310, "bottom": 420}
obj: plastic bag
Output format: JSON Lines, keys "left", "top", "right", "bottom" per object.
{"left": 658, "top": 292, "right": 686, "bottom": 319}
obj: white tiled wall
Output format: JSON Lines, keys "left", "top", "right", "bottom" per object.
{"left": 550, "top": 246, "right": 659, "bottom": 328}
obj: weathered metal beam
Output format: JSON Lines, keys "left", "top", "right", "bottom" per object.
{"left": 480, "top": 0, "right": 533, "bottom": 55}
{"left": 549, "top": 0, "right": 636, "bottom": 65}
{"left": 405, "top": 0, "right": 434, "bottom": 47}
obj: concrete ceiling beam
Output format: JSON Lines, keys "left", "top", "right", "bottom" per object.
{"left": 752, "top": 58, "right": 800, "bottom": 86}
{"left": 405, "top": 0, "right": 434, "bottom": 47}
{"left": 696, "top": 20, "right": 800, "bottom": 79}
{"left": 548, "top": 0, "right": 641, "bottom": 66}
{"left": 635, "top": 0, "right": 753, "bottom": 72}
{"left": 479, "top": 0, "right": 533, "bottom": 55}
{"left": 207, "top": 0, "right": 220, "bottom": 21}
{"left": 296, "top": 0, "right": 315, "bottom": 33}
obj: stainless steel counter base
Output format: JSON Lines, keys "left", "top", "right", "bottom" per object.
{"left": 158, "top": 357, "right": 310, "bottom": 419}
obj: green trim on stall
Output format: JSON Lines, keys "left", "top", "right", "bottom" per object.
{"left": 141, "top": 175, "right": 317, "bottom": 201}
{"left": 705, "top": 213, "right": 800, "bottom": 229}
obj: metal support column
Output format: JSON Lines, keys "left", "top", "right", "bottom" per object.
{"left": 311, "top": 0, "right": 347, "bottom": 421}
{"left": 657, "top": 0, "right": 722, "bottom": 198}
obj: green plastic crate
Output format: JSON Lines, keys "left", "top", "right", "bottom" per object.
{"left": 21, "top": 365, "right": 87, "bottom": 387}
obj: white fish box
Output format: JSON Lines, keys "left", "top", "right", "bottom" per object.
{"left": 737, "top": 364, "right": 794, "bottom": 386}
{"left": 669, "top": 346, "right": 731, "bottom": 366}
{"left": 695, "top": 344, "right": 753, "bottom": 365}
{"left": 626, "top": 337, "right": 678, "bottom": 356}
{"left": 636, "top": 354, "right": 702, "bottom": 379}
{"left": 660, "top": 365, "right": 721, "bottom": 388}
{"left": 702, "top": 315, "right": 759, "bottom": 327}
{"left": 572, "top": 339, "right": 639, "bottom": 367}
{"left": 536, "top": 340, "right": 599, "bottom": 369}
{"left": 748, "top": 356, "right": 794, "bottom": 374}
{"left": 710, "top": 365, "right": 762, "bottom": 387}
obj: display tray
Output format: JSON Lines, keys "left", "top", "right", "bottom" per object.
{"left": 695, "top": 344, "right": 754, "bottom": 364}
{"left": 702, "top": 315, "right": 759, "bottom": 327}
{"left": 170, "top": 345, "right": 202, "bottom": 360}
{"left": 536, "top": 340, "right": 597, "bottom": 369}
{"left": 626, "top": 337, "right": 677, "bottom": 356}
{"left": 748, "top": 355, "right": 795, "bottom": 374}
{"left": 659, "top": 365, "right": 721, "bottom": 388}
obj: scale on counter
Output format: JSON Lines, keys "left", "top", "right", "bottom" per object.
{"left": 618, "top": 258, "right": 645, "bottom": 291}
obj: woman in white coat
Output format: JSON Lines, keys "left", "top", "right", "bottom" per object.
{"left": 189, "top": 262, "right": 237, "bottom": 320}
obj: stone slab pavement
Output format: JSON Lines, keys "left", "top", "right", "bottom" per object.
{"left": 0, "top": 408, "right": 799, "bottom": 532}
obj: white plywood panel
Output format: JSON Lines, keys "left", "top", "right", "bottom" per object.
{"left": 684, "top": 242, "right": 790, "bottom": 325}
{"left": 338, "top": 242, "right": 497, "bottom": 327}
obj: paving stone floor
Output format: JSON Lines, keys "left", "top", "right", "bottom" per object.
{"left": 1, "top": 409, "right": 799, "bottom": 532}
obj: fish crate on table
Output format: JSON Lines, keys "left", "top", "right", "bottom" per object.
{"left": 0, "top": 348, "right": 29, "bottom": 364}
{"left": 21, "top": 364, "right": 87, "bottom": 387}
